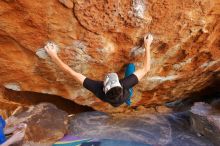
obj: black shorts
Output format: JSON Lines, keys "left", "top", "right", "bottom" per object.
{"left": 83, "top": 74, "right": 138, "bottom": 107}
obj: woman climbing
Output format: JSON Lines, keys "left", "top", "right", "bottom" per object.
{"left": 44, "top": 34, "right": 153, "bottom": 107}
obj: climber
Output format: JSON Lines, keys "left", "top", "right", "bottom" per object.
{"left": 0, "top": 115, "right": 27, "bottom": 146}
{"left": 44, "top": 34, "right": 153, "bottom": 107}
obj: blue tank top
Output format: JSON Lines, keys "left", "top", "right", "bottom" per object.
{"left": 0, "top": 116, "right": 6, "bottom": 144}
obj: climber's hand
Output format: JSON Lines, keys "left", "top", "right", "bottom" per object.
{"left": 4, "top": 123, "right": 27, "bottom": 145}
{"left": 10, "top": 129, "right": 26, "bottom": 143}
{"left": 144, "top": 34, "right": 153, "bottom": 48}
{"left": 16, "top": 123, "right": 27, "bottom": 131}
{"left": 44, "top": 42, "right": 58, "bottom": 59}
{"left": 7, "top": 123, "right": 26, "bottom": 134}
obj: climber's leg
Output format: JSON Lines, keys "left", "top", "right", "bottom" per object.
{"left": 124, "top": 63, "right": 136, "bottom": 106}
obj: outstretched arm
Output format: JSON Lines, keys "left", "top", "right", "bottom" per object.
{"left": 133, "top": 34, "right": 153, "bottom": 81}
{"left": 44, "top": 43, "right": 86, "bottom": 85}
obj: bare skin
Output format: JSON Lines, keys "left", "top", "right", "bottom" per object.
{"left": 1, "top": 123, "right": 26, "bottom": 146}
{"left": 44, "top": 34, "right": 153, "bottom": 84}
{"left": 133, "top": 34, "right": 153, "bottom": 81}
{"left": 45, "top": 43, "right": 86, "bottom": 85}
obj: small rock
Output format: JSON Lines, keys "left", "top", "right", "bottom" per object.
{"left": 190, "top": 102, "right": 220, "bottom": 145}
{"left": 6, "top": 103, "right": 68, "bottom": 145}
{"left": 4, "top": 82, "right": 21, "bottom": 91}
{"left": 156, "top": 106, "right": 172, "bottom": 113}
{"left": 196, "top": 133, "right": 202, "bottom": 137}
{"left": 191, "top": 102, "right": 212, "bottom": 116}
{"left": 59, "top": 0, "right": 73, "bottom": 9}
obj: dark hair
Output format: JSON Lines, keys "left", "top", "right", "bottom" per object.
{"left": 106, "top": 87, "right": 123, "bottom": 100}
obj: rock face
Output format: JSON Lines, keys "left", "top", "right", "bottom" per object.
{"left": 0, "top": 0, "right": 219, "bottom": 112}
{"left": 0, "top": 87, "right": 94, "bottom": 119}
{"left": 68, "top": 111, "right": 214, "bottom": 146}
{"left": 6, "top": 103, "right": 68, "bottom": 145}
{"left": 190, "top": 102, "right": 220, "bottom": 146}
{"left": 0, "top": 88, "right": 22, "bottom": 118}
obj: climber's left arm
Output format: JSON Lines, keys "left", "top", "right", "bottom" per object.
{"left": 133, "top": 34, "right": 153, "bottom": 81}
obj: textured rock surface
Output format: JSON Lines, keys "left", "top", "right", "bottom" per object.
{"left": 190, "top": 102, "right": 220, "bottom": 146}
{"left": 0, "top": 0, "right": 220, "bottom": 112}
{"left": 0, "top": 87, "right": 94, "bottom": 118}
{"left": 0, "top": 88, "right": 22, "bottom": 118}
{"left": 68, "top": 111, "right": 214, "bottom": 146}
{"left": 6, "top": 103, "right": 68, "bottom": 145}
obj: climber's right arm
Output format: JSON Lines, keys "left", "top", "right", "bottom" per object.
{"left": 44, "top": 43, "right": 86, "bottom": 85}
{"left": 51, "top": 56, "right": 86, "bottom": 85}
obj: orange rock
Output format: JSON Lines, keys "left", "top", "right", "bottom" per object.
{"left": 0, "top": 0, "right": 219, "bottom": 112}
